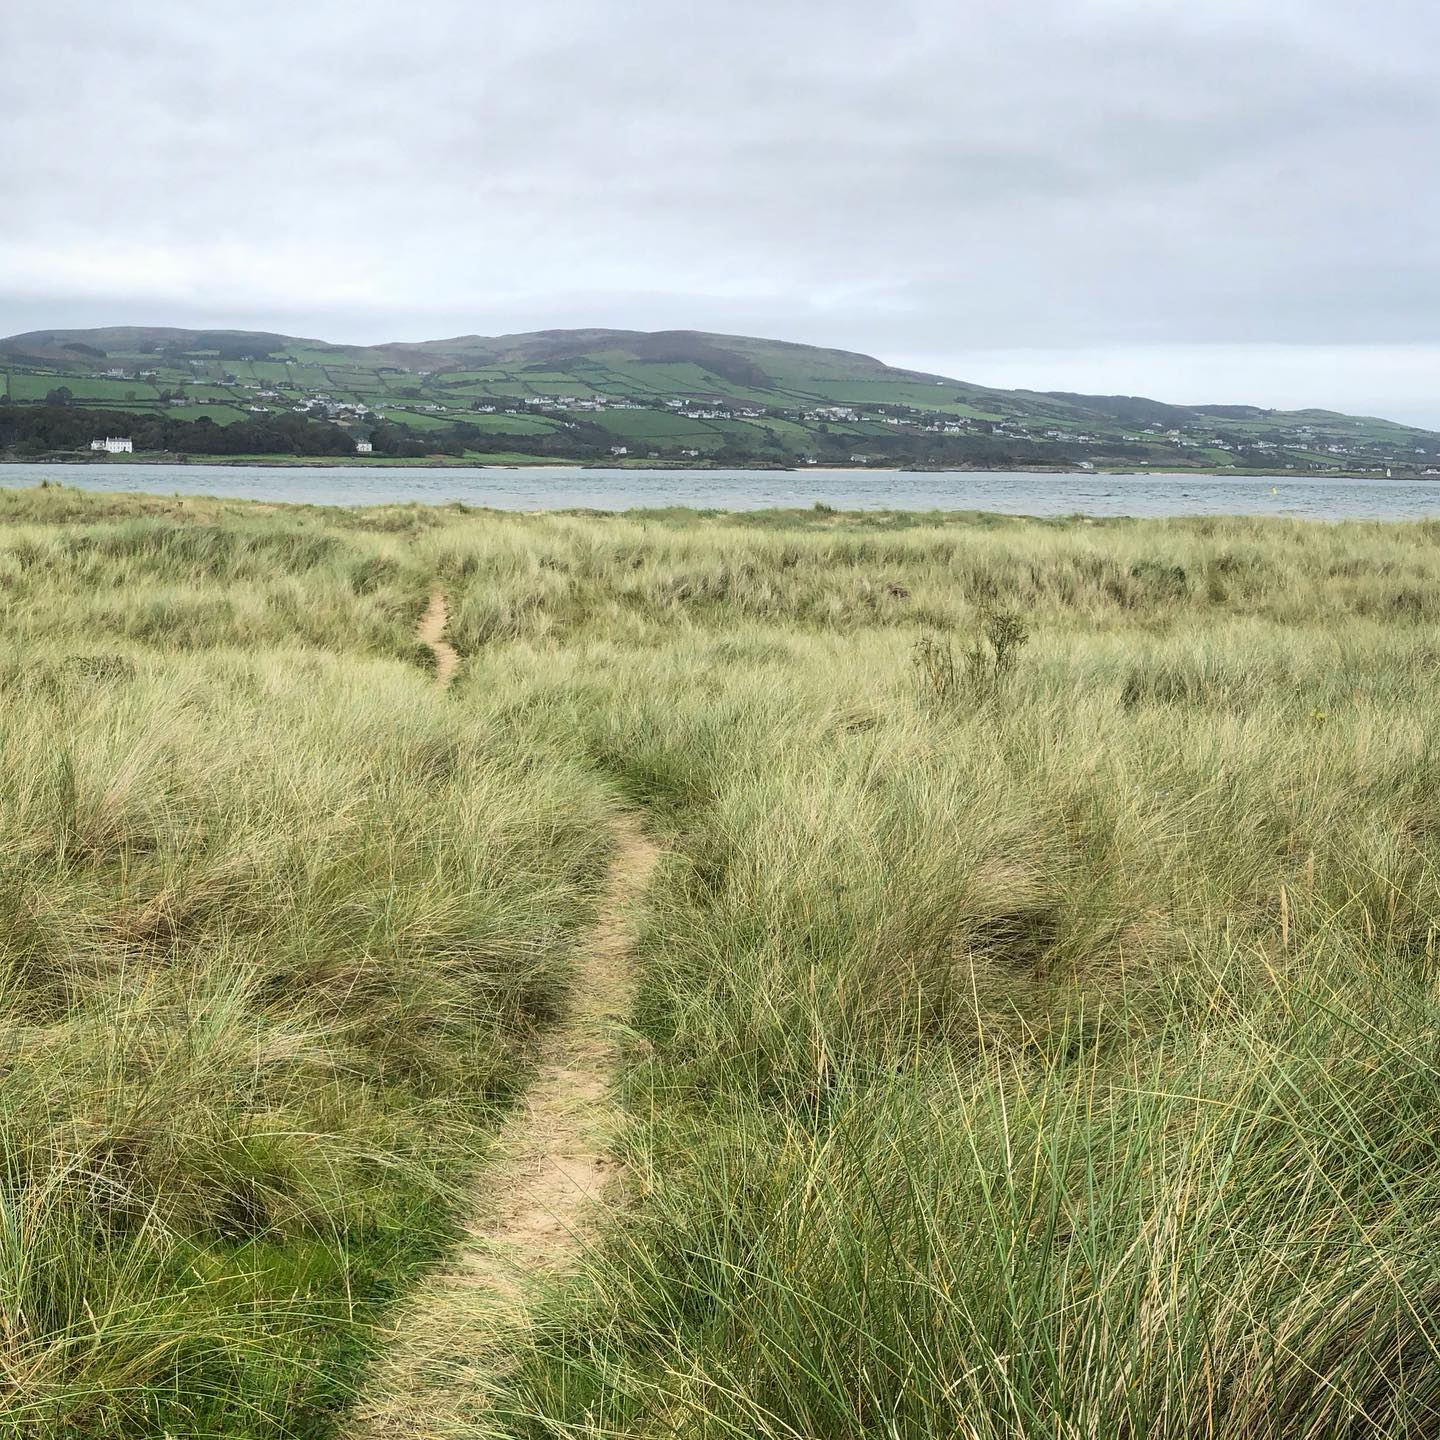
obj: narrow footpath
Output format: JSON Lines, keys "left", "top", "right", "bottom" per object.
{"left": 348, "top": 591, "right": 660, "bottom": 1434}
{"left": 417, "top": 589, "right": 459, "bottom": 688}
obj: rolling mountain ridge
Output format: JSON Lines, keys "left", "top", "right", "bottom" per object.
{"left": 1, "top": 326, "right": 1434, "bottom": 473}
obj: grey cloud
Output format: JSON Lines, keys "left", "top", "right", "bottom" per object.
{"left": 1, "top": 0, "right": 1437, "bottom": 418}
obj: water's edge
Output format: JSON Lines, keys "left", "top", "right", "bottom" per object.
{"left": 3, "top": 462, "right": 1437, "bottom": 521}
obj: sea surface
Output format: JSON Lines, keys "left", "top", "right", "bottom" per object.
{"left": 3, "top": 463, "right": 1439, "bottom": 520}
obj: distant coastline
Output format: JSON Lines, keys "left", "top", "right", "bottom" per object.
{"left": 1, "top": 451, "right": 1429, "bottom": 482}
{"left": 4, "top": 325, "right": 1436, "bottom": 480}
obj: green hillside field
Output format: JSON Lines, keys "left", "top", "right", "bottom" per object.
{"left": 3, "top": 326, "right": 1437, "bottom": 474}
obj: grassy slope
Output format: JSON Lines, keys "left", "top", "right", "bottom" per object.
{"left": 6, "top": 487, "right": 1440, "bottom": 1436}
{"left": 5, "top": 329, "right": 1437, "bottom": 469}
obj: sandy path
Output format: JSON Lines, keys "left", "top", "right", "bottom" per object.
{"left": 417, "top": 589, "right": 459, "bottom": 688}
{"left": 347, "top": 816, "right": 661, "bottom": 1437}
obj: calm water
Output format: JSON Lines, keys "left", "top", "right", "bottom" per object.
{"left": 3, "top": 462, "right": 1439, "bottom": 520}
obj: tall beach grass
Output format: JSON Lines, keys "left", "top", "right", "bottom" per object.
{"left": 4, "top": 484, "right": 1440, "bottom": 1436}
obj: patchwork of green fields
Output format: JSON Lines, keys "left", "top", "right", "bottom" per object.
{"left": 5, "top": 372, "right": 162, "bottom": 402}
{"left": 4, "top": 327, "right": 1437, "bottom": 470}
{"left": 453, "top": 411, "right": 565, "bottom": 435}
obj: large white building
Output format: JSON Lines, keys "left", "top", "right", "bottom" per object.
{"left": 90, "top": 437, "right": 133, "bottom": 453}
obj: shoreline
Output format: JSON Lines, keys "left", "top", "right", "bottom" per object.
{"left": 0, "top": 454, "right": 1430, "bottom": 482}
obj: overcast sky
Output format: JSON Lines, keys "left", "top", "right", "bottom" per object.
{"left": 4, "top": 1, "right": 1438, "bottom": 423}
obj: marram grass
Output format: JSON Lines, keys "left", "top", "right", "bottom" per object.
{"left": 2, "top": 483, "right": 1440, "bottom": 1436}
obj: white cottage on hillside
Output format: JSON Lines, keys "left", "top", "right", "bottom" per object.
{"left": 90, "top": 437, "right": 133, "bottom": 453}
{"left": 355, "top": 439, "right": 373, "bottom": 454}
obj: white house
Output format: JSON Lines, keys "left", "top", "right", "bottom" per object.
{"left": 610, "top": 445, "right": 629, "bottom": 456}
{"left": 90, "top": 437, "right": 133, "bottom": 453}
{"left": 355, "top": 439, "right": 373, "bottom": 454}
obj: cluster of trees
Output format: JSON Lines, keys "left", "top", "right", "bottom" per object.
{"left": 0, "top": 402, "right": 612, "bottom": 463}
{"left": 0, "top": 400, "right": 1162, "bottom": 470}
{"left": 0, "top": 404, "right": 359, "bottom": 458}
{"left": 409, "top": 418, "right": 1101, "bottom": 469}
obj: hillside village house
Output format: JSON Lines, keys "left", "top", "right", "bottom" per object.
{"left": 90, "top": 436, "right": 133, "bottom": 453}
{"left": 354, "top": 439, "right": 373, "bottom": 454}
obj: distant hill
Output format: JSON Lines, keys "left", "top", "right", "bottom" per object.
{"left": 2, "top": 325, "right": 1436, "bottom": 474}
